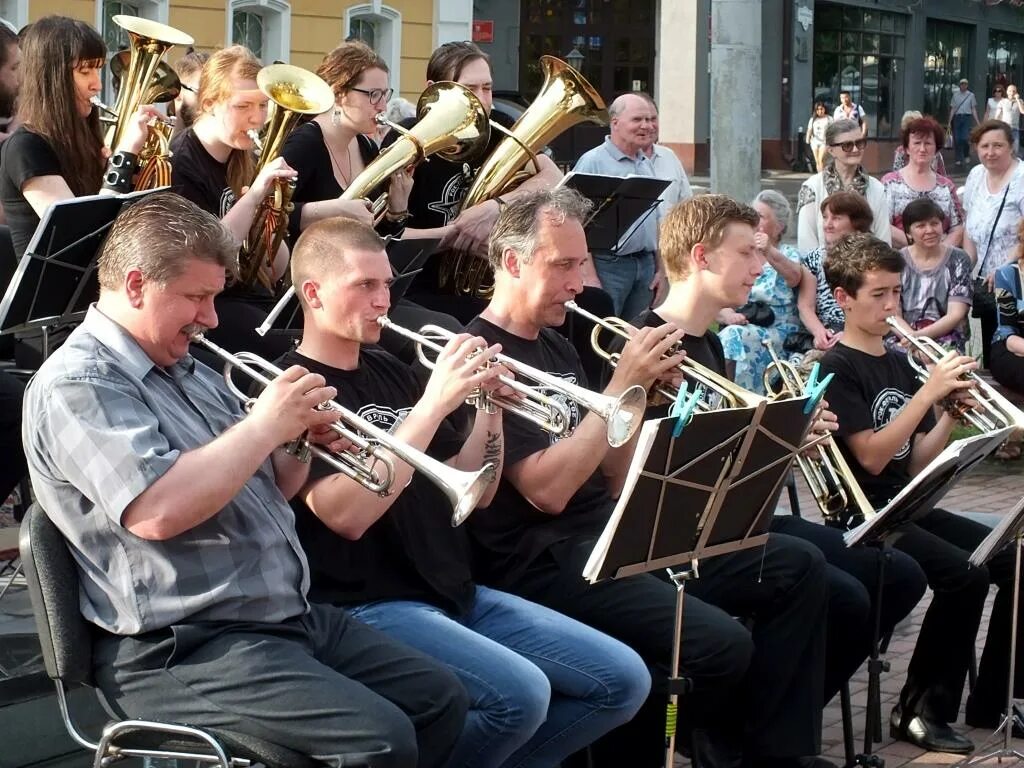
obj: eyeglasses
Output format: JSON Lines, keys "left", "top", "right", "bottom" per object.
{"left": 180, "top": 83, "right": 197, "bottom": 94}
{"left": 349, "top": 87, "right": 394, "bottom": 105}
{"left": 829, "top": 138, "right": 868, "bottom": 152}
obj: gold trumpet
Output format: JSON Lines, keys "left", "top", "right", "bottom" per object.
{"left": 103, "top": 16, "right": 193, "bottom": 189}
{"left": 239, "top": 64, "right": 334, "bottom": 288}
{"left": 191, "top": 333, "right": 493, "bottom": 526}
{"left": 564, "top": 301, "right": 766, "bottom": 410}
{"left": 886, "top": 316, "right": 1024, "bottom": 437}
{"left": 377, "top": 316, "right": 647, "bottom": 448}
{"left": 439, "top": 56, "right": 609, "bottom": 298}
{"left": 341, "top": 82, "right": 490, "bottom": 223}
{"left": 762, "top": 341, "right": 875, "bottom": 528}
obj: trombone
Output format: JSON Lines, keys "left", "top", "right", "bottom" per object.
{"left": 191, "top": 333, "right": 494, "bottom": 526}
{"left": 886, "top": 316, "right": 1024, "bottom": 437}
{"left": 762, "top": 340, "right": 876, "bottom": 528}
{"left": 376, "top": 316, "right": 647, "bottom": 448}
{"left": 564, "top": 301, "right": 766, "bottom": 410}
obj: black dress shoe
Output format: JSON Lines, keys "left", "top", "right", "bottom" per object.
{"left": 964, "top": 702, "right": 1024, "bottom": 738}
{"left": 890, "top": 705, "right": 975, "bottom": 754}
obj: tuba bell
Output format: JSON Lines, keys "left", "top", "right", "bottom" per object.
{"left": 104, "top": 16, "right": 193, "bottom": 189}
{"left": 341, "top": 82, "right": 490, "bottom": 221}
{"left": 238, "top": 64, "right": 334, "bottom": 288}
{"left": 439, "top": 56, "right": 609, "bottom": 298}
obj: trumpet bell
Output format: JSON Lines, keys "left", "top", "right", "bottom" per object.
{"left": 604, "top": 385, "right": 648, "bottom": 448}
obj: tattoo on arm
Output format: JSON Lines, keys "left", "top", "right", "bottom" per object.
{"left": 482, "top": 430, "right": 502, "bottom": 483}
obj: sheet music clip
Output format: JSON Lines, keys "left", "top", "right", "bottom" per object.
{"left": 802, "top": 363, "right": 833, "bottom": 414}
{"left": 669, "top": 383, "right": 703, "bottom": 438}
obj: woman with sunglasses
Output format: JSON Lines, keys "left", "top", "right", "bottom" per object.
{"left": 881, "top": 115, "right": 964, "bottom": 248}
{"left": 796, "top": 118, "right": 890, "bottom": 252}
{"left": 986, "top": 84, "right": 1010, "bottom": 123}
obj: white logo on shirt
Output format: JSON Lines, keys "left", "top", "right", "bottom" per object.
{"left": 427, "top": 173, "right": 468, "bottom": 224}
{"left": 872, "top": 387, "right": 912, "bottom": 460}
{"left": 535, "top": 372, "right": 582, "bottom": 445}
{"left": 356, "top": 404, "right": 411, "bottom": 435}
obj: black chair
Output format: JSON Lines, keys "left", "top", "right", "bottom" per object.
{"left": 19, "top": 503, "right": 317, "bottom": 768}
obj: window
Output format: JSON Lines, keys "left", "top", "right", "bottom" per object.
{"left": 987, "top": 29, "right": 1024, "bottom": 103}
{"left": 345, "top": 5, "right": 401, "bottom": 95}
{"left": 96, "top": 0, "right": 170, "bottom": 103}
{"left": 924, "top": 20, "right": 971, "bottom": 121}
{"left": 812, "top": 4, "right": 907, "bottom": 138}
{"left": 0, "top": 0, "right": 27, "bottom": 31}
{"left": 228, "top": 0, "right": 290, "bottom": 64}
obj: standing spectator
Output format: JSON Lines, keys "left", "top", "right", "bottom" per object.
{"left": 833, "top": 89, "right": 868, "bottom": 138}
{"left": 806, "top": 101, "right": 832, "bottom": 172}
{"left": 796, "top": 118, "right": 890, "bottom": 252}
{"left": 893, "top": 111, "right": 947, "bottom": 176}
{"left": 574, "top": 93, "right": 666, "bottom": 319}
{"left": 962, "top": 119, "right": 1024, "bottom": 368}
{"left": 1006, "top": 85, "right": 1024, "bottom": 154}
{"left": 881, "top": 115, "right": 964, "bottom": 248}
{"left": 986, "top": 84, "right": 1011, "bottom": 122}
{"left": 948, "top": 78, "right": 980, "bottom": 168}
{"left": 897, "top": 197, "right": 974, "bottom": 354}
{"left": 717, "top": 189, "right": 804, "bottom": 393}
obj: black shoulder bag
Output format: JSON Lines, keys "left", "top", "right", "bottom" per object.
{"left": 973, "top": 183, "right": 1011, "bottom": 318}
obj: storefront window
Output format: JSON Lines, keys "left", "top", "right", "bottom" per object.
{"left": 813, "top": 3, "right": 906, "bottom": 138}
{"left": 923, "top": 20, "right": 971, "bottom": 122}
{"left": 987, "top": 29, "right": 1024, "bottom": 101}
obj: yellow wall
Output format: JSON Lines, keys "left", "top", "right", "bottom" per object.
{"left": 28, "top": 0, "right": 437, "bottom": 96}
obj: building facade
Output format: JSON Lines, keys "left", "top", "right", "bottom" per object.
{"left": 472, "top": 0, "right": 1024, "bottom": 174}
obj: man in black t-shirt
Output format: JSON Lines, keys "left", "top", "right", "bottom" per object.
{"left": 627, "top": 195, "right": 927, "bottom": 720}
{"left": 820, "top": 233, "right": 1024, "bottom": 752}
{"left": 467, "top": 187, "right": 833, "bottom": 768}
{"left": 284, "top": 216, "right": 651, "bottom": 766}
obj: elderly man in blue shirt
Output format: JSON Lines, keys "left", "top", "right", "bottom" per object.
{"left": 573, "top": 92, "right": 691, "bottom": 320}
{"left": 21, "top": 192, "right": 468, "bottom": 768}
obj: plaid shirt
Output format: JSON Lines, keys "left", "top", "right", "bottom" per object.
{"left": 23, "top": 306, "right": 310, "bottom": 635}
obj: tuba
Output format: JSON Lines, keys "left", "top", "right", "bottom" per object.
{"left": 340, "top": 82, "right": 490, "bottom": 221}
{"left": 238, "top": 64, "right": 334, "bottom": 288}
{"left": 103, "top": 16, "right": 193, "bottom": 189}
{"left": 439, "top": 56, "right": 609, "bottom": 298}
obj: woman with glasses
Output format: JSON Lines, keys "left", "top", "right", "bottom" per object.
{"left": 881, "top": 116, "right": 964, "bottom": 248}
{"left": 169, "top": 47, "right": 207, "bottom": 136}
{"left": 986, "top": 84, "right": 1010, "bottom": 123}
{"left": 796, "top": 118, "right": 890, "bottom": 252}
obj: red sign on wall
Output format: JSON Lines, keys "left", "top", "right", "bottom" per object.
{"left": 472, "top": 20, "right": 494, "bottom": 44}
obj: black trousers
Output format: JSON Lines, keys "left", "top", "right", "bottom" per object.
{"left": 93, "top": 604, "right": 468, "bottom": 768}
{"left": 990, "top": 339, "right": 1024, "bottom": 395}
{"left": 882, "top": 508, "right": 1024, "bottom": 724}
{"left": 771, "top": 515, "right": 928, "bottom": 702}
{"left": 0, "top": 370, "right": 26, "bottom": 504}
{"left": 511, "top": 532, "right": 828, "bottom": 765}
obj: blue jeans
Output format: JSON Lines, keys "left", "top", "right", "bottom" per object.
{"left": 349, "top": 586, "right": 650, "bottom": 768}
{"left": 592, "top": 250, "right": 656, "bottom": 321}
{"left": 952, "top": 114, "right": 973, "bottom": 163}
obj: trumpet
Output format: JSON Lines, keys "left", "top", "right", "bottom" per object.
{"left": 564, "top": 301, "right": 766, "bottom": 410}
{"left": 886, "top": 316, "right": 1024, "bottom": 437}
{"left": 762, "top": 341, "right": 875, "bottom": 528}
{"left": 190, "top": 333, "right": 493, "bottom": 526}
{"left": 376, "top": 316, "right": 647, "bottom": 448}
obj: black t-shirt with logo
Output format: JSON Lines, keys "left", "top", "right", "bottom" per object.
{"left": 170, "top": 127, "right": 237, "bottom": 219}
{"left": 463, "top": 315, "right": 614, "bottom": 588}
{"left": 382, "top": 110, "right": 515, "bottom": 294}
{"left": 818, "top": 343, "right": 936, "bottom": 507}
{"left": 281, "top": 346, "right": 475, "bottom": 615}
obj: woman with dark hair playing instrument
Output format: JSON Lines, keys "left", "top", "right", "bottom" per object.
{"left": 0, "top": 15, "right": 157, "bottom": 258}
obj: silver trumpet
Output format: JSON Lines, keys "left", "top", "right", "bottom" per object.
{"left": 191, "top": 333, "right": 493, "bottom": 526}
{"left": 886, "top": 316, "right": 1024, "bottom": 437}
{"left": 377, "top": 316, "right": 647, "bottom": 448}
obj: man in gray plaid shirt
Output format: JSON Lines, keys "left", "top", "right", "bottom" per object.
{"left": 21, "top": 192, "right": 468, "bottom": 768}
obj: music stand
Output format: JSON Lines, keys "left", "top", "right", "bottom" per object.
{"left": 255, "top": 237, "right": 440, "bottom": 338}
{"left": 558, "top": 172, "right": 669, "bottom": 254}
{"left": 959, "top": 495, "right": 1024, "bottom": 765}
{"left": 583, "top": 395, "right": 816, "bottom": 766}
{"left": 843, "top": 427, "right": 1015, "bottom": 765}
{"left": 0, "top": 190, "right": 158, "bottom": 356}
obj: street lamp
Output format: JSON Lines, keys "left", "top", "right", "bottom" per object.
{"left": 565, "top": 47, "right": 584, "bottom": 71}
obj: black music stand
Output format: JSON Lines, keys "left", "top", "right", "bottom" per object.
{"left": 959, "top": 495, "right": 1024, "bottom": 766}
{"left": 558, "top": 172, "right": 669, "bottom": 254}
{"left": 255, "top": 237, "right": 441, "bottom": 338}
{"left": 843, "top": 427, "right": 1015, "bottom": 767}
{"left": 584, "top": 394, "right": 816, "bottom": 766}
{"left": 0, "top": 190, "right": 158, "bottom": 356}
